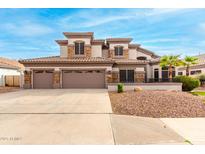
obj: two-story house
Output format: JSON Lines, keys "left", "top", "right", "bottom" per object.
{"left": 19, "top": 32, "right": 160, "bottom": 89}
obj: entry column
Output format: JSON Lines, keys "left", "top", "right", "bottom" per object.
{"left": 53, "top": 68, "right": 61, "bottom": 88}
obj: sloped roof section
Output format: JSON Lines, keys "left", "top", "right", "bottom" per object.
{"left": 63, "top": 32, "right": 94, "bottom": 39}
{"left": 55, "top": 40, "right": 68, "bottom": 45}
{"left": 19, "top": 56, "right": 115, "bottom": 64}
{"left": 138, "top": 47, "right": 160, "bottom": 58}
{"left": 115, "top": 59, "right": 148, "bottom": 65}
{"left": 0, "top": 57, "right": 24, "bottom": 70}
{"left": 106, "top": 38, "right": 132, "bottom": 43}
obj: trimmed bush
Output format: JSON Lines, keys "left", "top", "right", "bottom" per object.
{"left": 197, "top": 74, "right": 205, "bottom": 81}
{"left": 173, "top": 75, "right": 200, "bottom": 91}
{"left": 117, "top": 83, "right": 124, "bottom": 93}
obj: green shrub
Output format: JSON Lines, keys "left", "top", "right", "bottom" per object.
{"left": 117, "top": 83, "right": 124, "bottom": 93}
{"left": 173, "top": 75, "right": 200, "bottom": 91}
{"left": 197, "top": 74, "right": 205, "bottom": 81}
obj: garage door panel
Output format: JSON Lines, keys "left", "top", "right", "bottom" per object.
{"left": 62, "top": 70, "right": 105, "bottom": 88}
{"left": 33, "top": 70, "right": 53, "bottom": 89}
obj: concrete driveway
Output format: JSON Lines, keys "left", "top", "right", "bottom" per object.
{"left": 0, "top": 89, "right": 112, "bottom": 113}
{"left": 0, "top": 89, "right": 187, "bottom": 145}
{"left": 0, "top": 89, "right": 114, "bottom": 144}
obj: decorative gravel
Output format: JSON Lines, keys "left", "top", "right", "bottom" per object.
{"left": 109, "top": 90, "right": 205, "bottom": 118}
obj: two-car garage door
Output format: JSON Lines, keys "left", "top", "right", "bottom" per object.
{"left": 33, "top": 69, "right": 105, "bottom": 89}
{"left": 62, "top": 70, "right": 105, "bottom": 88}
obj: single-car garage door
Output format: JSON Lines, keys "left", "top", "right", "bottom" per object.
{"left": 62, "top": 70, "right": 105, "bottom": 88}
{"left": 33, "top": 70, "right": 53, "bottom": 89}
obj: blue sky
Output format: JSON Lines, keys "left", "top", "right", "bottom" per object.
{"left": 0, "top": 8, "right": 205, "bottom": 60}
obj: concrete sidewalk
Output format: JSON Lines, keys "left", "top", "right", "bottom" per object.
{"left": 111, "top": 115, "right": 185, "bottom": 145}
{"left": 161, "top": 118, "right": 205, "bottom": 145}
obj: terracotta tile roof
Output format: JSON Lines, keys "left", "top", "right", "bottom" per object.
{"left": 129, "top": 44, "right": 141, "bottom": 49}
{"left": 0, "top": 57, "right": 24, "bottom": 70}
{"left": 19, "top": 56, "right": 115, "bottom": 64}
{"left": 55, "top": 40, "right": 68, "bottom": 45}
{"left": 106, "top": 38, "right": 132, "bottom": 43}
{"left": 115, "top": 59, "right": 148, "bottom": 64}
{"left": 63, "top": 32, "right": 94, "bottom": 38}
{"left": 150, "top": 58, "right": 160, "bottom": 64}
{"left": 92, "top": 39, "right": 105, "bottom": 45}
{"left": 138, "top": 47, "right": 160, "bottom": 58}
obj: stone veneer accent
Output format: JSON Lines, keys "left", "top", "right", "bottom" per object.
{"left": 53, "top": 71, "right": 61, "bottom": 88}
{"left": 85, "top": 45, "right": 91, "bottom": 57}
{"left": 67, "top": 45, "right": 74, "bottom": 58}
{"left": 124, "top": 49, "right": 129, "bottom": 59}
{"left": 67, "top": 45, "right": 91, "bottom": 58}
{"left": 134, "top": 71, "right": 145, "bottom": 83}
{"left": 109, "top": 49, "right": 129, "bottom": 59}
{"left": 23, "top": 71, "right": 32, "bottom": 89}
{"left": 105, "top": 70, "right": 112, "bottom": 85}
{"left": 112, "top": 71, "right": 119, "bottom": 83}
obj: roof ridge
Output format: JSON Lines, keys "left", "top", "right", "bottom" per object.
{"left": 19, "top": 56, "right": 59, "bottom": 61}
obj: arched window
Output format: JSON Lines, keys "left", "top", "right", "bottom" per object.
{"left": 137, "top": 56, "right": 147, "bottom": 60}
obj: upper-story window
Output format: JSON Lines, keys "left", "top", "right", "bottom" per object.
{"left": 75, "top": 42, "right": 84, "bottom": 55}
{"left": 114, "top": 46, "right": 123, "bottom": 56}
{"left": 137, "top": 56, "right": 147, "bottom": 60}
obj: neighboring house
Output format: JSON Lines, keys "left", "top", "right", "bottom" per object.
{"left": 19, "top": 32, "right": 163, "bottom": 89}
{"left": 176, "top": 54, "right": 205, "bottom": 77}
{"left": 0, "top": 57, "right": 24, "bottom": 87}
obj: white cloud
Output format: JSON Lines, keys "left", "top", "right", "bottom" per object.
{"left": 2, "top": 21, "right": 53, "bottom": 37}
{"left": 58, "top": 9, "right": 139, "bottom": 29}
{"left": 144, "top": 9, "right": 185, "bottom": 16}
{"left": 83, "top": 15, "right": 135, "bottom": 28}
{"left": 141, "top": 38, "right": 178, "bottom": 43}
{"left": 58, "top": 8, "right": 190, "bottom": 29}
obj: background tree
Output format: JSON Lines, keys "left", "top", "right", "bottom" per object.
{"left": 183, "top": 56, "right": 198, "bottom": 76}
{"left": 160, "top": 55, "right": 183, "bottom": 80}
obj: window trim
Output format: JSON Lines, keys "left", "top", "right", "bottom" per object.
{"left": 114, "top": 46, "right": 123, "bottom": 56}
{"left": 119, "top": 69, "right": 134, "bottom": 83}
{"left": 74, "top": 41, "right": 85, "bottom": 55}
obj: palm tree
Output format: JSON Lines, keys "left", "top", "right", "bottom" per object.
{"left": 183, "top": 56, "right": 198, "bottom": 76}
{"left": 160, "top": 55, "right": 183, "bottom": 80}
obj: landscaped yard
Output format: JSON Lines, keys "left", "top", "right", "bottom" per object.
{"left": 109, "top": 90, "right": 205, "bottom": 118}
{"left": 0, "top": 86, "right": 19, "bottom": 94}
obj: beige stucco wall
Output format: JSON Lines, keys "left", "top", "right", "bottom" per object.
{"left": 91, "top": 45, "right": 102, "bottom": 57}
{"left": 152, "top": 64, "right": 162, "bottom": 78}
{"left": 102, "top": 49, "right": 108, "bottom": 58}
{"left": 60, "top": 46, "right": 68, "bottom": 58}
{"left": 136, "top": 50, "right": 152, "bottom": 60}
{"left": 146, "top": 64, "right": 152, "bottom": 79}
{"left": 68, "top": 38, "right": 91, "bottom": 45}
{"left": 129, "top": 49, "right": 137, "bottom": 59}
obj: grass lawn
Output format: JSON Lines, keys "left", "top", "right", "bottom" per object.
{"left": 191, "top": 91, "right": 205, "bottom": 96}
